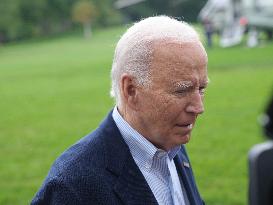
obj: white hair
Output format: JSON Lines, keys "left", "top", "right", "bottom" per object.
{"left": 111, "top": 15, "right": 201, "bottom": 106}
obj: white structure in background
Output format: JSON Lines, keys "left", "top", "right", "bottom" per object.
{"left": 114, "top": 0, "right": 146, "bottom": 9}
{"left": 114, "top": 0, "right": 188, "bottom": 9}
{"left": 199, "top": 0, "right": 273, "bottom": 47}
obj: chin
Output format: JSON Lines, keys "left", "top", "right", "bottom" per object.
{"left": 179, "top": 134, "right": 191, "bottom": 145}
{"left": 182, "top": 139, "right": 190, "bottom": 144}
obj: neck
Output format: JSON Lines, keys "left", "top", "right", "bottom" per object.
{"left": 117, "top": 104, "right": 164, "bottom": 150}
{"left": 117, "top": 104, "right": 132, "bottom": 125}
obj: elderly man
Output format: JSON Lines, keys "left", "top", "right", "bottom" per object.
{"left": 32, "top": 16, "right": 208, "bottom": 205}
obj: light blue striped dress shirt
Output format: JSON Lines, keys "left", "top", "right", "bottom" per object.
{"left": 112, "top": 107, "right": 186, "bottom": 205}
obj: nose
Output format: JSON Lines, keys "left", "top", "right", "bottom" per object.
{"left": 185, "top": 92, "right": 204, "bottom": 115}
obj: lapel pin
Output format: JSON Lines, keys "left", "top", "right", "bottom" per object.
{"left": 183, "top": 162, "right": 190, "bottom": 168}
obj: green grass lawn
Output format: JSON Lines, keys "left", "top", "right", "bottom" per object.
{"left": 0, "top": 26, "right": 273, "bottom": 205}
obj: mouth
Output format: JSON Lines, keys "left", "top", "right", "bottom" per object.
{"left": 176, "top": 123, "right": 193, "bottom": 129}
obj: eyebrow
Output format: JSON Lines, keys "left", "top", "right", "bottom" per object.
{"left": 173, "top": 81, "right": 194, "bottom": 89}
{"left": 173, "top": 78, "right": 210, "bottom": 89}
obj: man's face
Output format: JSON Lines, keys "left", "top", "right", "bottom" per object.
{"left": 135, "top": 41, "right": 208, "bottom": 151}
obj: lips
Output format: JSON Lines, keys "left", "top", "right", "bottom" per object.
{"left": 176, "top": 123, "right": 193, "bottom": 129}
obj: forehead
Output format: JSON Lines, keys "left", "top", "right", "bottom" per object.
{"left": 150, "top": 41, "right": 208, "bottom": 86}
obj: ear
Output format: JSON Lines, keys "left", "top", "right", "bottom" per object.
{"left": 120, "top": 73, "right": 139, "bottom": 110}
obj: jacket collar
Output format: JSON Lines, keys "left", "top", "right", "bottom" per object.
{"left": 174, "top": 147, "right": 204, "bottom": 205}
{"left": 100, "top": 111, "right": 158, "bottom": 205}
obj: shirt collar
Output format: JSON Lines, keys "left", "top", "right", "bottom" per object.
{"left": 112, "top": 106, "right": 180, "bottom": 169}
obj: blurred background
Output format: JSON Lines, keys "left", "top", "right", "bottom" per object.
{"left": 0, "top": 0, "right": 273, "bottom": 204}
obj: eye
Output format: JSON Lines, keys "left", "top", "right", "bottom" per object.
{"left": 175, "top": 89, "right": 186, "bottom": 94}
{"left": 199, "top": 87, "right": 206, "bottom": 95}
{"left": 173, "top": 88, "right": 192, "bottom": 97}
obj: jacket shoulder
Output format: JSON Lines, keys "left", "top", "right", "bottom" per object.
{"left": 32, "top": 112, "right": 123, "bottom": 204}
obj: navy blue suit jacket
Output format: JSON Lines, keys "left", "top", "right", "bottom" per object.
{"left": 31, "top": 111, "right": 204, "bottom": 205}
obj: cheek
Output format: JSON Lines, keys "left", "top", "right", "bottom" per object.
{"left": 158, "top": 97, "right": 185, "bottom": 122}
{"left": 143, "top": 94, "right": 171, "bottom": 121}
{"left": 141, "top": 92, "right": 187, "bottom": 123}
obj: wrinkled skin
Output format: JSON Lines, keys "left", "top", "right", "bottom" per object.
{"left": 120, "top": 40, "right": 208, "bottom": 151}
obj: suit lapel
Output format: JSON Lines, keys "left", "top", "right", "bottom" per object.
{"left": 174, "top": 146, "right": 203, "bottom": 205}
{"left": 101, "top": 112, "right": 158, "bottom": 205}
{"left": 113, "top": 155, "right": 158, "bottom": 205}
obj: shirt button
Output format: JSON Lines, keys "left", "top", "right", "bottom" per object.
{"left": 145, "top": 163, "right": 150, "bottom": 169}
{"left": 157, "top": 151, "right": 166, "bottom": 158}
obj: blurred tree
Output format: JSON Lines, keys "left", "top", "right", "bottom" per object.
{"left": 116, "top": 0, "right": 207, "bottom": 22}
{"left": 42, "top": 0, "right": 76, "bottom": 33}
{"left": 0, "top": 0, "right": 206, "bottom": 43}
{"left": 171, "top": 0, "right": 207, "bottom": 22}
{"left": 0, "top": 0, "right": 123, "bottom": 43}
{"left": 0, "top": 0, "right": 78, "bottom": 42}
{"left": 91, "top": 0, "right": 122, "bottom": 27}
{"left": 19, "top": 0, "right": 48, "bottom": 36}
{"left": 72, "top": 0, "right": 97, "bottom": 38}
{"left": 0, "top": 0, "right": 22, "bottom": 42}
